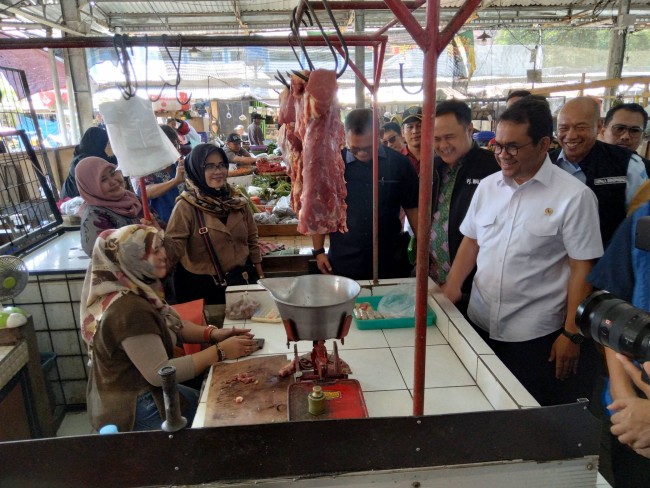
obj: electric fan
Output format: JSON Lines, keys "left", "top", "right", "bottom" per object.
{"left": 0, "top": 255, "right": 29, "bottom": 328}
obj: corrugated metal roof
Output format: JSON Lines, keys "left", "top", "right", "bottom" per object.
{"left": 8, "top": 0, "right": 650, "bottom": 37}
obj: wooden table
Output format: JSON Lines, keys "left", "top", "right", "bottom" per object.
{"left": 203, "top": 355, "right": 293, "bottom": 427}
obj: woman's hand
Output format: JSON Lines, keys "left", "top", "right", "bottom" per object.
{"left": 220, "top": 335, "right": 259, "bottom": 359}
{"left": 213, "top": 326, "right": 253, "bottom": 343}
{"left": 173, "top": 158, "right": 185, "bottom": 184}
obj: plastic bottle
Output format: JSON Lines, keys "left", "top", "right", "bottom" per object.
{"left": 308, "top": 385, "right": 326, "bottom": 416}
{"left": 99, "top": 424, "right": 118, "bottom": 435}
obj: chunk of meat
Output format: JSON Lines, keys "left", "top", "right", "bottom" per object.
{"left": 225, "top": 372, "right": 257, "bottom": 385}
{"left": 297, "top": 69, "right": 347, "bottom": 234}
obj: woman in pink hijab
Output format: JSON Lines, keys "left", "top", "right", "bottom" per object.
{"left": 76, "top": 156, "right": 144, "bottom": 255}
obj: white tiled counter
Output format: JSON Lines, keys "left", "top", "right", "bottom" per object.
{"left": 194, "top": 277, "right": 538, "bottom": 426}
{"left": 188, "top": 278, "right": 610, "bottom": 487}
{"left": 9, "top": 230, "right": 89, "bottom": 408}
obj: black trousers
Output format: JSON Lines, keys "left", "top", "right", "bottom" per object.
{"left": 471, "top": 323, "right": 599, "bottom": 407}
{"left": 173, "top": 263, "right": 226, "bottom": 305}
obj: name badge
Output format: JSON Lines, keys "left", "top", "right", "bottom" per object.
{"left": 594, "top": 176, "right": 627, "bottom": 185}
{"left": 466, "top": 178, "right": 481, "bottom": 185}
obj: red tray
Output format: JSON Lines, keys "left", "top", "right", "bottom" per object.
{"left": 288, "top": 380, "right": 368, "bottom": 421}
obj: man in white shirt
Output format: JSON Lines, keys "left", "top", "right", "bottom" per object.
{"left": 443, "top": 97, "right": 604, "bottom": 406}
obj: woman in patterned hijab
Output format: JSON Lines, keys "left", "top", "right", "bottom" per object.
{"left": 81, "top": 224, "right": 258, "bottom": 432}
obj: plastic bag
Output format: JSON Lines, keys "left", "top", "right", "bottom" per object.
{"left": 226, "top": 292, "right": 260, "bottom": 320}
{"left": 99, "top": 97, "right": 179, "bottom": 177}
{"left": 377, "top": 283, "right": 416, "bottom": 318}
{"left": 273, "top": 196, "right": 296, "bottom": 218}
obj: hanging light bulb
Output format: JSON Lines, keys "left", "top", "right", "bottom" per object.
{"left": 477, "top": 31, "right": 492, "bottom": 44}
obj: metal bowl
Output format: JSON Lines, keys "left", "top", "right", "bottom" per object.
{"left": 258, "top": 275, "right": 361, "bottom": 341}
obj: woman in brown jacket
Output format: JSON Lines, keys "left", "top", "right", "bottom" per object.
{"left": 166, "top": 144, "right": 264, "bottom": 323}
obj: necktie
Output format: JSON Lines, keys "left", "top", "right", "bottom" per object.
{"left": 430, "top": 164, "right": 460, "bottom": 283}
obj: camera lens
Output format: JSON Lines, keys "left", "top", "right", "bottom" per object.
{"left": 576, "top": 291, "right": 650, "bottom": 362}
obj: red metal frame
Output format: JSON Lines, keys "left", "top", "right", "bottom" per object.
{"left": 380, "top": 0, "right": 482, "bottom": 416}
{"left": 0, "top": 0, "right": 481, "bottom": 417}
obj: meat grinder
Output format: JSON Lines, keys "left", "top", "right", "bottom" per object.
{"left": 258, "top": 275, "right": 368, "bottom": 420}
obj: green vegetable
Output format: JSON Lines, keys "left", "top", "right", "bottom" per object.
{"left": 407, "top": 236, "right": 417, "bottom": 265}
{"left": 236, "top": 185, "right": 262, "bottom": 214}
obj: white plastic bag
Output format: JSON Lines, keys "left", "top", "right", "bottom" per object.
{"left": 99, "top": 96, "right": 179, "bottom": 177}
{"left": 377, "top": 283, "right": 416, "bottom": 318}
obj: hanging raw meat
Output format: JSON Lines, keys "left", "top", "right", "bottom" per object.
{"left": 297, "top": 69, "right": 347, "bottom": 235}
{"left": 278, "top": 77, "right": 304, "bottom": 214}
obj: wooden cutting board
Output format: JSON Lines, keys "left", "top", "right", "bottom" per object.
{"left": 204, "top": 355, "right": 293, "bottom": 427}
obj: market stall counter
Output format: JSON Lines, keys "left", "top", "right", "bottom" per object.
{"left": 5, "top": 232, "right": 607, "bottom": 488}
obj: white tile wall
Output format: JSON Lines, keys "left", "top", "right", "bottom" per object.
{"left": 44, "top": 303, "right": 76, "bottom": 330}
{"left": 479, "top": 355, "right": 539, "bottom": 408}
{"left": 50, "top": 330, "right": 83, "bottom": 356}
{"left": 62, "top": 380, "right": 87, "bottom": 405}
{"left": 40, "top": 281, "right": 71, "bottom": 303}
{"left": 13, "top": 281, "right": 42, "bottom": 304}
{"left": 22, "top": 303, "right": 46, "bottom": 331}
{"left": 57, "top": 355, "right": 87, "bottom": 380}
{"left": 68, "top": 279, "right": 84, "bottom": 302}
{"left": 476, "top": 358, "right": 519, "bottom": 410}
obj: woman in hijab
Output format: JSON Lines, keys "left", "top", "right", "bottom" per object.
{"left": 61, "top": 127, "right": 118, "bottom": 199}
{"left": 166, "top": 144, "right": 264, "bottom": 324}
{"left": 76, "top": 156, "right": 143, "bottom": 256}
{"left": 82, "top": 224, "right": 257, "bottom": 432}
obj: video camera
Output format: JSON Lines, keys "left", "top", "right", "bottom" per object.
{"left": 576, "top": 216, "right": 650, "bottom": 362}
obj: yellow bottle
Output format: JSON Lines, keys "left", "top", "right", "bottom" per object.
{"left": 308, "top": 385, "right": 326, "bottom": 416}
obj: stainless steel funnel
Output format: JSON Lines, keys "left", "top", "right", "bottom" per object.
{"left": 258, "top": 275, "right": 361, "bottom": 341}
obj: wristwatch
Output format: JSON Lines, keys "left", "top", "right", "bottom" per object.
{"left": 561, "top": 328, "right": 584, "bottom": 344}
{"left": 312, "top": 247, "right": 326, "bottom": 257}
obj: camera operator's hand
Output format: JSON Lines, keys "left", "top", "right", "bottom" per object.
{"left": 609, "top": 397, "right": 650, "bottom": 458}
{"left": 615, "top": 354, "right": 650, "bottom": 398}
{"left": 608, "top": 355, "right": 650, "bottom": 459}
{"left": 549, "top": 334, "right": 580, "bottom": 380}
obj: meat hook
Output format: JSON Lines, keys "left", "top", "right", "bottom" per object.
{"left": 274, "top": 70, "right": 290, "bottom": 88}
{"left": 112, "top": 34, "right": 137, "bottom": 100}
{"left": 399, "top": 62, "right": 424, "bottom": 95}
{"left": 289, "top": 7, "right": 315, "bottom": 71}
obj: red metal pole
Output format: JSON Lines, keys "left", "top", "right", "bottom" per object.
{"left": 335, "top": 45, "right": 374, "bottom": 91}
{"left": 0, "top": 34, "right": 388, "bottom": 50}
{"left": 309, "top": 1, "right": 421, "bottom": 9}
{"left": 374, "top": 0, "right": 426, "bottom": 38}
{"left": 437, "top": 0, "right": 482, "bottom": 53}
{"left": 382, "top": 0, "right": 428, "bottom": 49}
{"left": 139, "top": 177, "right": 152, "bottom": 221}
{"left": 411, "top": 0, "right": 439, "bottom": 416}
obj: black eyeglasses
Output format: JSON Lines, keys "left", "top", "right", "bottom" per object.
{"left": 492, "top": 141, "right": 534, "bottom": 156}
{"left": 382, "top": 135, "right": 398, "bottom": 146}
{"left": 348, "top": 145, "right": 374, "bottom": 156}
{"left": 610, "top": 124, "right": 644, "bottom": 136}
{"left": 203, "top": 162, "right": 229, "bottom": 172}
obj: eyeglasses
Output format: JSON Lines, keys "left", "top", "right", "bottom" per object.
{"left": 203, "top": 162, "right": 229, "bottom": 172}
{"left": 348, "top": 145, "right": 374, "bottom": 156}
{"left": 492, "top": 141, "right": 534, "bottom": 156}
{"left": 382, "top": 135, "right": 398, "bottom": 146}
{"left": 610, "top": 124, "right": 644, "bottom": 136}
